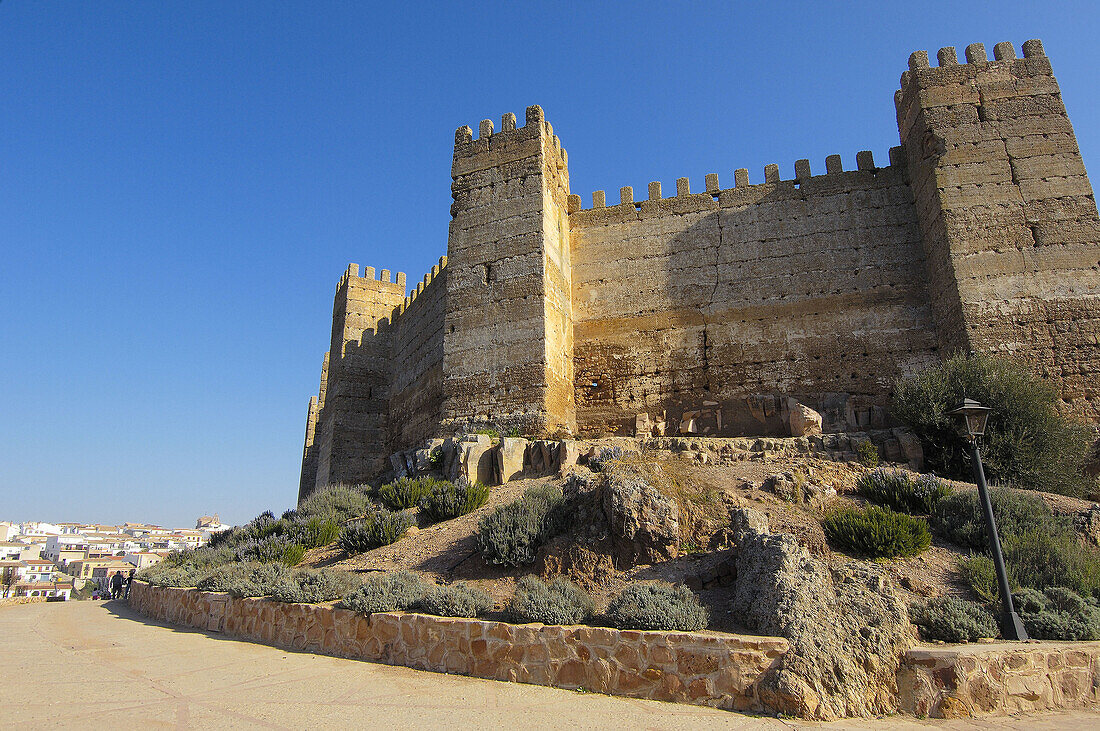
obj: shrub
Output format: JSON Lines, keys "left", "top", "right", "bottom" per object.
{"left": 930, "top": 487, "right": 1055, "bottom": 551}
{"left": 892, "top": 353, "right": 1095, "bottom": 497}
{"left": 292, "top": 516, "right": 341, "bottom": 549}
{"left": 342, "top": 570, "right": 430, "bottom": 615}
{"left": 233, "top": 533, "right": 305, "bottom": 565}
{"left": 858, "top": 469, "right": 952, "bottom": 514}
{"left": 1002, "top": 528, "right": 1100, "bottom": 600}
{"left": 296, "top": 483, "right": 375, "bottom": 522}
{"left": 507, "top": 576, "right": 595, "bottom": 625}
{"left": 420, "top": 479, "right": 490, "bottom": 523}
{"left": 271, "top": 568, "right": 361, "bottom": 604}
{"left": 1014, "top": 587, "right": 1100, "bottom": 641}
{"left": 606, "top": 583, "right": 708, "bottom": 631}
{"left": 589, "top": 445, "right": 624, "bottom": 472}
{"left": 910, "top": 596, "right": 998, "bottom": 643}
{"left": 137, "top": 561, "right": 208, "bottom": 588}
{"left": 855, "top": 440, "right": 881, "bottom": 468}
{"left": 338, "top": 509, "right": 415, "bottom": 554}
{"left": 420, "top": 582, "right": 491, "bottom": 618}
{"left": 477, "top": 484, "right": 565, "bottom": 566}
{"left": 959, "top": 554, "right": 999, "bottom": 604}
{"left": 822, "top": 505, "right": 931, "bottom": 558}
{"left": 197, "top": 562, "right": 290, "bottom": 597}
{"left": 378, "top": 477, "right": 438, "bottom": 511}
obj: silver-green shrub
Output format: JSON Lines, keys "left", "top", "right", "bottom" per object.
{"left": 910, "top": 596, "right": 998, "bottom": 642}
{"left": 270, "top": 567, "right": 361, "bottom": 604}
{"left": 342, "top": 570, "right": 430, "bottom": 615}
{"left": 477, "top": 485, "right": 564, "bottom": 566}
{"left": 606, "top": 582, "right": 708, "bottom": 631}
{"left": 338, "top": 509, "right": 415, "bottom": 554}
{"left": 420, "top": 582, "right": 491, "bottom": 618}
{"left": 507, "top": 576, "right": 594, "bottom": 625}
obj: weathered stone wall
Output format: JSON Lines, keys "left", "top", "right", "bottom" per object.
{"left": 389, "top": 260, "right": 447, "bottom": 452}
{"left": 898, "top": 40, "right": 1100, "bottom": 420}
{"left": 303, "top": 266, "right": 406, "bottom": 496}
{"left": 899, "top": 642, "right": 1100, "bottom": 718}
{"left": 441, "top": 107, "right": 577, "bottom": 437}
{"left": 128, "top": 581, "right": 788, "bottom": 714}
{"left": 569, "top": 162, "right": 940, "bottom": 437}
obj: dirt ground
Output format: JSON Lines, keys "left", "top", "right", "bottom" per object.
{"left": 300, "top": 451, "right": 1096, "bottom": 633}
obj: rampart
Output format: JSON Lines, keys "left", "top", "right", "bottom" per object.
{"left": 300, "top": 39, "right": 1100, "bottom": 498}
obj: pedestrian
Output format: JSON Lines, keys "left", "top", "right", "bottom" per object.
{"left": 125, "top": 569, "right": 136, "bottom": 599}
{"left": 110, "top": 571, "right": 124, "bottom": 600}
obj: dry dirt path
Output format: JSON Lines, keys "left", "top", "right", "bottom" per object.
{"left": 1, "top": 600, "right": 1097, "bottom": 730}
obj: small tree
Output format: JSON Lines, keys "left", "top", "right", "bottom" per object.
{"left": 892, "top": 353, "right": 1096, "bottom": 497}
{"left": 1, "top": 566, "right": 16, "bottom": 598}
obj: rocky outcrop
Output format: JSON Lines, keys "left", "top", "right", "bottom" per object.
{"left": 602, "top": 471, "right": 679, "bottom": 566}
{"left": 730, "top": 527, "right": 916, "bottom": 720}
{"left": 787, "top": 399, "right": 823, "bottom": 437}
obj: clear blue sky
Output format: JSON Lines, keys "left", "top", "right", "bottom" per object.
{"left": 2, "top": 2, "right": 1098, "bottom": 528}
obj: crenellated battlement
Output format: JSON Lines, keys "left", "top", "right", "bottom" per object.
{"left": 452, "top": 105, "right": 568, "bottom": 168}
{"left": 336, "top": 262, "right": 407, "bottom": 294}
{"left": 568, "top": 147, "right": 906, "bottom": 216}
{"left": 898, "top": 38, "right": 1048, "bottom": 92}
{"left": 397, "top": 255, "right": 448, "bottom": 315}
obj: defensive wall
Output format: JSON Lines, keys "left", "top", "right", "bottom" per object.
{"left": 300, "top": 39, "right": 1100, "bottom": 498}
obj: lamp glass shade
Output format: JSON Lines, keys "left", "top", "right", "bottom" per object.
{"left": 947, "top": 399, "right": 991, "bottom": 438}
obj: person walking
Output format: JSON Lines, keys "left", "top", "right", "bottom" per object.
{"left": 125, "top": 569, "right": 136, "bottom": 599}
{"left": 109, "top": 571, "right": 124, "bottom": 600}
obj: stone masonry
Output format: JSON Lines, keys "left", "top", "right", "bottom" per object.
{"left": 300, "top": 39, "right": 1100, "bottom": 498}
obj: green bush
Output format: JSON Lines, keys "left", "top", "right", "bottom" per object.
{"left": 932, "top": 486, "right": 1100, "bottom": 600}
{"left": 271, "top": 568, "right": 361, "bottom": 604}
{"left": 1014, "top": 587, "right": 1100, "bottom": 641}
{"left": 137, "top": 561, "right": 209, "bottom": 588}
{"left": 858, "top": 469, "right": 952, "bottom": 514}
{"left": 297, "top": 483, "right": 375, "bottom": 522}
{"left": 606, "top": 583, "right": 708, "bottom": 631}
{"left": 338, "top": 509, "right": 415, "bottom": 554}
{"left": 822, "top": 505, "right": 931, "bottom": 558}
{"left": 892, "top": 353, "right": 1095, "bottom": 497}
{"left": 420, "top": 480, "right": 490, "bottom": 523}
{"left": 342, "top": 570, "right": 430, "bottom": 615}
{"left": 959, "top": 554, "right": 998, "bottom": 604}
{"left": 1001, "top": 528, "right": 1100, "bottom": 600}
{"left": 294, "top": 516, "right": 341, "bottom": 549}
{"left": 477, "top": 484, "right": 565, "bottom": 567}
{"left": 855, "top": 440, "right": 881, "bottom": 468}
{"left": 197, "top": 562, "right": 291, "bottom": 597}
{"left": 378, "top": 477, "right": 438, "bottom": 511}
{"left": 506, "top": 576, "right": 595, "bottom": 625}
{"left": 420, "top": 582, "right": 491, "bottom": 618}
{"left": 930, "top": 487, "right": 1055, "bottom": 551}
{"left": 910, "top": 596, "right": 999, "bottom": 643}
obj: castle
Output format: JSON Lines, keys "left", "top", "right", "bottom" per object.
{"left": 299, "top": 39, "right": 1100, "bottom": 500}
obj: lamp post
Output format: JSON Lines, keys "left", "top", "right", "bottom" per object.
{"left": 947, "top": 398, "right": 1028, "bottom": 641}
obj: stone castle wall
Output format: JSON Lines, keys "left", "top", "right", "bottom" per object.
{"left": 569, "top": 161, "right": 940, "bottom": 436}
{"left": 300, "top": 38, "right": 1100, "bottom": 496}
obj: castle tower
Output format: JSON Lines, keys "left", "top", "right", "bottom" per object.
{"left": 898, "top": 40, "right": 1100, "bottom": 419}
{"left": 304, "top": 264, "right": 406, "bottom": 497}
{"left": 442, "top": 106, "right": 577, "bottom": 436}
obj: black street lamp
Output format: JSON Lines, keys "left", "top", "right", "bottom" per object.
{"left": 946, "top": 398, "right": 1028, "bottom": 641}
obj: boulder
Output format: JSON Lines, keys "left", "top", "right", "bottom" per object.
{"left": 634, "top": 413, "right": 652, "bottom": 437}
{"left": 730, "top": 530, "right": 916, "bottom": 720}
{"left": 558, "top": 439, "right": 581, "bottom": 468}
{"left": 729, "top": 506, "right": 770, "bottom": 538}
{"left": 389, "top": 452, "right": 409, "bottom": 480}
{"left": 1076, "top": 505, "right": 1100, "bottom": 546}
{"left": 496, "top": 437, "right": 527, "bottom": 483}
{"left": 458, "top": 434, "right": 495, "bottom": 486}
{"left": 601, "top": 471, "right": 679, "bottom": 566}
{"left": 787, "top": 399, "right": 823, "bottom": 437}
{"left": 893, "top": 428, "right": 925, "bottom": 471}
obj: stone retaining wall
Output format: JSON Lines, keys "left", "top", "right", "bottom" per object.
{"left": 899, "top": 643, "right": 1100, "bottom": 718}
{"left": 129, "top": 581, "right": 788, "bottom": 712}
